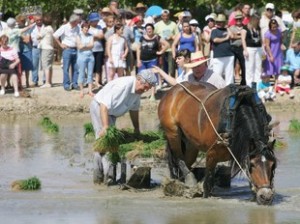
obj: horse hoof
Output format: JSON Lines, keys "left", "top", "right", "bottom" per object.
{"left": 185, "top": 172, "right": 197, "bottom": 187}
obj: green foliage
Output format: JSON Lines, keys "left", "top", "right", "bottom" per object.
{"left": 40, "top": 117, "right": 59, "bottom": 134}
{"left": 289, "top": 119, "right": 300, "bottom": 133}
{"left": 20, "top": 176, "right": 41, "bottom": 190}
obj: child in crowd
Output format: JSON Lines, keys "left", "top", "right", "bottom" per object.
{"left": 257, "top": 73, "right": 276, "bottom": 103}
{"left": 275, "top": 65, "right": 295, "bottom": 99}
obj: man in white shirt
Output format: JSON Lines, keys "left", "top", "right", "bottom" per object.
{"left": 53, "top": 14, "right": 80, "bottom": 91}
{"left": 0, "top": 12, "right": 8, "bottom": 35}
{"left": 30, "top": 14, "right": 44, "bottom": 86}
{"left": 90, "top": 69, "right": 157, "bottom": 185}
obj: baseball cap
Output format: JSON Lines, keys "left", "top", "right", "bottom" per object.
{"left": 265, "top": 3, "right": 275, "bottom": 10}
{"left": 138, "top": 69, "right": 157, "bottom": 86}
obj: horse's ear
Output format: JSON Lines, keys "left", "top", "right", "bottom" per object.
{"left": 268, "top": 139, "right": 276, "bottom": 150}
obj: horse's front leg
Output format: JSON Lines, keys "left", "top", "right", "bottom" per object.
{"left": 203, "top": 154, "right": 217, "bottom": 198}
{"left": 203, "top": 167, "right": 215, "bottom": 198}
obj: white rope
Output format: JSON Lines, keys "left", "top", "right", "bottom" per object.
{"left": 178, "top": 83, "right": 252, "bottom": 183}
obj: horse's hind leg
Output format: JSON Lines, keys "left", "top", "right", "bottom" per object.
{"left": 166, "top": 141, "right": 182, "bottom": 180}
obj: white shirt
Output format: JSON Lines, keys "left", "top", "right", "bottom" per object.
{"left": 31, "top": 25, "right": 44, "bottom": 47}
{"left": 0, "top": 21, "right": 8, "bottom": 35}
{"left": 53, "top": 23, "right": 80, "bottom": 48}
{"left": 94, "top": 76, "right": 140, "bottom": 117}
{"left": 38, "top": 25, "right": 54, "bottom": 50}
{"left": 176, "top": 68, "right": 226, "bottom": 89}
{"left": 88, "top": 26, "right": 104, "bottom": 52}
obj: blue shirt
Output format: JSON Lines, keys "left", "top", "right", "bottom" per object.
{"left": 285, "top": 48, "right": 300, "bottom": 71}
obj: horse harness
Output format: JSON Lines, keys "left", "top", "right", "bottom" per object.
{"left": 177, "top": 83, "right": 270, "bottom": 186}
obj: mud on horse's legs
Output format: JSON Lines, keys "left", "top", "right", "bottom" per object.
{"left": 178, "top": 160, "right": 197, "bottom": 187}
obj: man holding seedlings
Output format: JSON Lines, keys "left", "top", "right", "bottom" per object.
{"left": 90, "top": 69, "right": 157, "bottom": 184}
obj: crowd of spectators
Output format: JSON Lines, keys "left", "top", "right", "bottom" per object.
{"left": 0, "top": 1, "right": 299, "bottom": 102}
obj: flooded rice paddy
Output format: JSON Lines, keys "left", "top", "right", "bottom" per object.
{"left": 1, "top": 111, "right": 300, "bottom": 224}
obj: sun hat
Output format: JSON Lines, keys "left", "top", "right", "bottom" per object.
{"left": 88, "top": 12, "right": 100, "bottom": 22}
{"left": 183, "top": 11, "right": 192, "bottom": 18}
{"left": 280, "top": 65, "right": 290, "bottom": 71}
{"left": 134, "top": 3, "right": 147, "bottom": 10}
{"left": 73, "top": 8, "right": 84, "bottom": 14}
{"left": 69, "top": 14, "right": 79, "bottom": 23}
{"left": 184, "top": 51, "right": 209, "bottom": 68}
{"left": 6, "top": 18, "right": 16, "bottom": 28}
{"left": 189, "top": 19, "right": 199, "bottom": 26}
{"left": 265, "top": 3, "right": 275, "bottom": 10}
{"left": 235, "top": 11, "right": 243, "bottom": 19}
{"left": 215, "top": 14, "right": 227, "bottom": 22}
{"left": 138, "top": 69, "right": 157, "bottom": 86}
{"left": 101, "top": 7, "right": 113, "bottom": 14}
{"left": 205, "top": 14, "right": 215, "bottom": 21}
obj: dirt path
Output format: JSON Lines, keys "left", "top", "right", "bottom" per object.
{"left": 0, "top": 64, "right": 299, "bottom": 117}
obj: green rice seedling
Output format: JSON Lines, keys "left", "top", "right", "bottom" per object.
{"left": 289, "top": 119, "right": 300, "bottom": 133}
{"left": 107, "top": 152, "right": 121, "bottom": 164}
{"left": 274, "top": 139, "right": 288, "bottom": 150}
{"left": 40, "top": 117, "right": 59, "bottom": 133}
{"left": 84, "top": 122, "right": 95, "bottom": 138}
{"left": 93, "top": 126, "right": 125, "bottom": 153}
{"left": 11, "top": 176, "right": 41, "bottom": 191}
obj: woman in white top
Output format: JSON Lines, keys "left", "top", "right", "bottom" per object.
{"left": 106, "top": 23, "right": 128, "bottom": 81}
{"left": 38, "top": 14, "right": 54, "bottom": 88}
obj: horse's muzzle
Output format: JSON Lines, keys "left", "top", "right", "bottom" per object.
{"left": 256, "top": 187, "right": 274, "bottom": 205}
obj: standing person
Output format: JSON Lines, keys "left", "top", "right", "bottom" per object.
{"left": 0, "top": 35, "right": 21, "bottom": 97}
{"left": 264, "top": 19, "right": 284, "bottom": 79}
{"left": 211, "top": 14, "right": 235, "bottom": 85}
{"left": 202, "top": 14, "right": 216, "bottom": 59}
{"left": 229, "top": 11, "right": 246, "bottom": 85}
{"left": 38, "top": 14, "right": 54, "bottom": 88}
{"left": 136, "top": 23, "right": 169, "bottom": 100}
{"left": 241, "top": 4, "right": 251, "bottom": 25}
{"left": 260, "top": 3, "right": 286, "bottom": 41}
{"left": 189, "top": 19, "right": 202, "bottom": 52}
{"left": 241, "top": 14, "right": 263, "bottom": 87}
{"left": 172, "top": 20, "right": 198, "bottom": 58}
{"left": 30, "top": 14, "right": 44, "bottom": 87}
{"left": 88, "top": 12, "right": 105, "bottom": 88}
{"left": 90, "top": 69, "right": 157, "bottom": 184}
{"left": 53, "top": 14, "right": 80, "bottom": 91}
{"left": 17, "top": 15, "right": 33, "bottom": 88}
{"left": 106, "top": 23, "right": 128, "bottom": 81}
{"left": 76, "top": 22, "right": 94, "bottom": 98}
{"left": 155, "top": 9, "right": 179, "bottom": 78}
{"left": 0, "top": 12, "right": 8, "bottom": 35}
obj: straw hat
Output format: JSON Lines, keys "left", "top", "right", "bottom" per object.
{"left": 184, "top": 51, "right": 209, "bottom": 68}
{"left": 234, "top": 11, "right": 243, "bottom": 19}
{"left": 134, "top": 2, "right": 147, "bottom": 10}
{"left": 215, "top": 14, "right": 226, "bottom": 22}
{"left": 101, "top": 7, "right": 113, "bottom": 14}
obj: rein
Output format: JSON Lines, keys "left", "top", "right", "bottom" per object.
{"left": 178, "top": 83, "right": 253, "bottom": 184}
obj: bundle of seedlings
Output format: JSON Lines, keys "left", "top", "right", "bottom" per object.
{"left": 40, "top": 117, "right": 59, "bottom": 133}
{"left": 11, "top": 176, "right": 41, "bottom": 191}
{"left": 289, "top": 119, "right": 300, "bottom": 134}
{"left": 84, "top": 122, "right": 95, "bottom": 141}
{"left": 93, "top": 126, "right": 125, "bottom": 153}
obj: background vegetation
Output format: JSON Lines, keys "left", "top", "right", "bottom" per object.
{"left": 1, "top": 0, "right": 299, "bottom": 26}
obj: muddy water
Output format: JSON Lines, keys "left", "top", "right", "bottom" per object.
{"left": 1, "top": 111, "right": 300, "bottom": 223}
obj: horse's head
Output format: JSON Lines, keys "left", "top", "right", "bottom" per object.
{"left": 248, "top": 140, "right": 277, "bottom": 205}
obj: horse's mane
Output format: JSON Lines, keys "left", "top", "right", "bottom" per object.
{"left": 230, "top": 98, "right": 275, "bottom": 174}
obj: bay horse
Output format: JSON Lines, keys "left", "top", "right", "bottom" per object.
{"left": 158, "top": 82, "right": 277, "bottom": 205}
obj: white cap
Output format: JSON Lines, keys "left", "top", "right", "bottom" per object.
{"left": 205, "top": 14, "right": 215, "bottom": 21}
{"left": 189, "top": 19, "right": 199, "bottom": 25}
{"left": 73, "top": 8, "right": 84, "bottom": 14}
{"left": 265, "top": 3, "right": 275, "bottom": 10}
